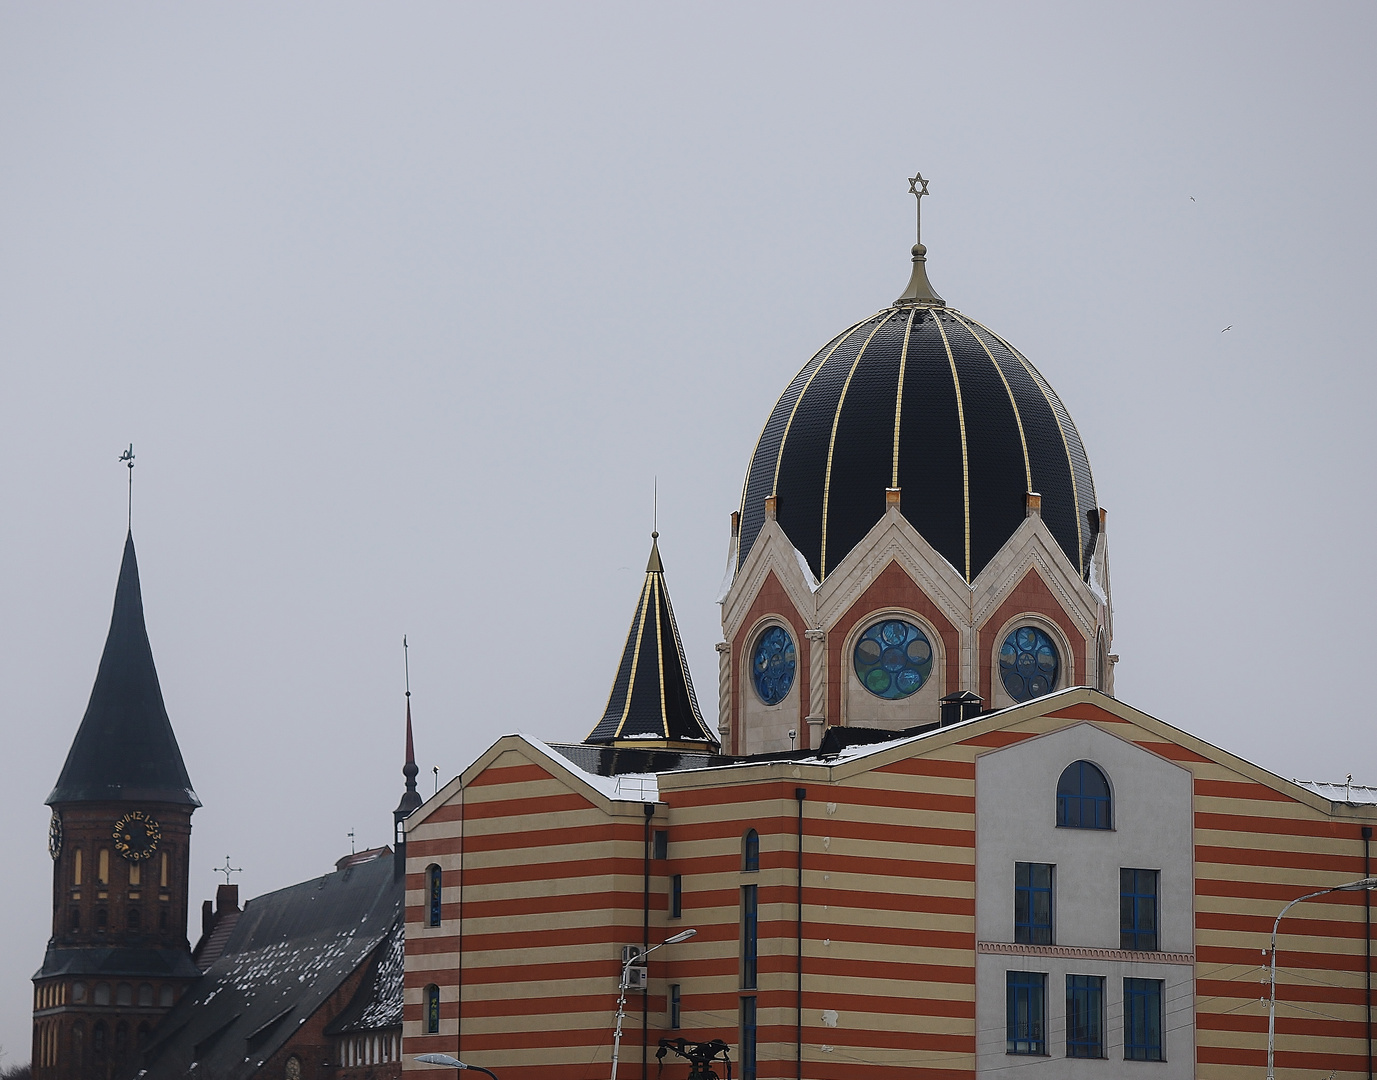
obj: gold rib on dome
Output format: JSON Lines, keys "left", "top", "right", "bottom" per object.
{"left": 891, "top": 309, "right": 917, "bottom": 489}
{"left": 949, "top": 311, "right": 1033, "bottom": 493}
{"left": 584, "top": 532, "right": 717, "bottom": 750}
{"left": 820, "top": 314, "right": 893, "bottom": 578}
{"left": 770, "top": 319, "right": 867, "bottom": 499}
{"left": 931, "top": 312, "right": 972, "bottom": 582}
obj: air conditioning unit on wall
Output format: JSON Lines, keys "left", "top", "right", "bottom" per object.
{"left": 622, "top": 966, "right": 649, "bottom": 990}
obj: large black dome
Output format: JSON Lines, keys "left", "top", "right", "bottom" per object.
{"left": 738, "top": 304, "right": 1097, "bottom": 584}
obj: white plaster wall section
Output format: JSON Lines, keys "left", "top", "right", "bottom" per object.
{"left": 974, "top": 722, "right": 1195, "bottom": 1076}
{"left": 740, "top": 616, "right": 805, "bottom": 755}
{"left": 813, "top": 507, "right": 970, "bottom": 633}
{"left": 838, "top": 607, "right": 947, "bottom": 729}
{"left": 986, "top": 610, "right": 1081, "bottom": 712}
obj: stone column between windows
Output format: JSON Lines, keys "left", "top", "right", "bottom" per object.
{"left": 805, "top": 628, "right": 826, "bottom": 749}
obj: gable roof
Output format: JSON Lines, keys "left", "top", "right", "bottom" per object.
{"left": 48, "top": 532, "right": 198, "bottom": 807}
{"left": 141, "top": 849, "right": 400, "bottom": 1080}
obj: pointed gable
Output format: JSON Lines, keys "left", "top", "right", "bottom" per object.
{"left": 584, "top": 534, "right": 718, "bottom": 750}
{"left": 47, "top": 532, "right": 198, "bottom": 806}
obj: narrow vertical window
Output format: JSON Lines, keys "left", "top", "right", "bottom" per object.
{"left": 160, "top": 852, "right": 169, "bottom": 889}
{"left": 653, "top": 830, "right": 669, "bottom": 860}
{"left": 740, "top": 995, "right": 757, "bottom": 1080}
{"left": 740, "top": 884, "right": 758, "bottom": 989}
{"left": 1123, "top": 978, "right": 1164, "bottom": 1061}
{"left": 669, "top": 984, "right": 682, "bottom": 1029}
{"left": 1006, "top": 971, "right": 1046, "bottom": 1055}
{"left": 73, "top": 849, "right": 83, "bottom": 886}
{"left": 1120, "top": 869, "right": 1159, "bottom": 951}
{"left": 1065, "top": 975, "right": 1104, "bottom": 1058}
{"left": 98, "top": 850, "right": 110, "bottom": 885}
{"left": 427, "top": 865, "right": 442, "bottom": 927}
{"left": 425, "top": 984, "right": 440, "bottom": 1034}
{"left": 670, "top": 874, "right": 683, "bottom": 919}
{"left": 1013, "top": 862, "right": 1053, "bottom": 945}
{"left": 743, "top": 829, "right": 759, "bottom": 872}
{"left": 129, "top": 861, "right": 141, "bottom": 887}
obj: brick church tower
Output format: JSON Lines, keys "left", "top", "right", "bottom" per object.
{"left": 32, "top": 532, "right": 202, "bottom": 1080}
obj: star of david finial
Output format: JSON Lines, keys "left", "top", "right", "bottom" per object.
{"left": 907, "top": 173, "right": 929, "bottom": 198}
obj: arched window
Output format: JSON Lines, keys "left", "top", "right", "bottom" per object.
{"left": 159, "top": 985, "right": 174, "bottom": 1007}
{"left": 92, "top": 1022, "right": 107, "bottom": 1056}
{"left": 127, "top": 908, "right": 141, "bottom": 931}
{"left": 1056, "top": 761, "right": 1112, "bottom": 829}
{"left": 854, "top": 619, "right": 934, "bottom": 699}
{"left": 742, "top": 829, "right": 759, "bottom": 872}
{"left": 116, "top": 983, "right": 132, "bottom": 1006}
{"left": 138, "top": 983, "right": 153, "bottom": 1006}
{"left": 751, "top": 625, "right": 796, "bottom": 705}
{"left": 95, "top": 908, "right": 108, "bottom": 931}
{"left": 1000, "top": 626, "right": 1060, "bottom": 702}
{"left": 72, "top": 1021, "right": 85, "bottom": 1066}
{"left": 93, "top": 983, "right": 111, "bottom": 1006}
{"left": 425, "top": 984, "right": 441, "bottom": 1034}
{"left": 73, "top": 849, "right": 83, "bottom": 887}
{"left": 427, "top": 865, "right": 442, "bottom": 927}
{"left": 72, "top": 982, "right": 87, "bottom": 1003}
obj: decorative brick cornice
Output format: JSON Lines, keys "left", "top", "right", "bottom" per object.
{"left": 976, "top": 941, "right": 1193, "bottom": 966}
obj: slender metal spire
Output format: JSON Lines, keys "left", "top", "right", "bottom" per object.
{"left": 896, "top": 171, "right": 946, "bottom": 308}
{"left": 119, "top": 444, "right": 135, "bottom": 528}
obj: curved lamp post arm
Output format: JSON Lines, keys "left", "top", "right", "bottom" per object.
{"left": 1267, "top": 877, "right": 1377, "bottom": 1080}
{"left": 611, "top": 929, "right": 697, "bottom": 1080}
{"left": 415, "top": 1053, "right": 498, "bottom": 1080}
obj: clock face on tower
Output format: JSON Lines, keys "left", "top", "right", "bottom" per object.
{"left": 113, "top": 811, "right": 161, "bottom": 861}
{"left": 48, "top": 811, "right": 62, "bottom": 860}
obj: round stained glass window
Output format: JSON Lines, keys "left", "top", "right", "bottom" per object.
{"left": 1000, "top": 625, "right": 1060, "bottom": 702}
{"left": 751, "top": 625, "right": 796, "bottom": 705}
{"left": 853, "top": 619, "right": 933, "bottom": 699}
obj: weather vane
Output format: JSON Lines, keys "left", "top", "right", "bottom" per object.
{"left": 404, "top": 634, "right": 411, "bottom": 700}
{"left": 119, "top": 444, "right": 135, "bottom": 528}
{"left": 214, "top": 856, "right": 242, "bottom": 885}
{"left": 907, "top": 172, "right": 930, "bottom": 246}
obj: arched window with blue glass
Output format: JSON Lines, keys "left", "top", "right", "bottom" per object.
{"left": 853, "top": 618, "right": 933, "bottom": 699}
{"left": 742, "top": 829, "right": 759, "bottom": 872}
{"left": 427, "top": 864, "right": 442, "bottom": 927}
{"left": 999, "top": 625, "right": 1060, "bottom": 702}
{"left": 1056, "top": 760, "right": 1112, "bottom": 829}
{"left": 751, "top": 625, "right": 796, "bottom": 705}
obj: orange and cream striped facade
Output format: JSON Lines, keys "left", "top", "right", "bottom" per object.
{"left": 401, "top": 687, "right": 1376, "bottom": 1078}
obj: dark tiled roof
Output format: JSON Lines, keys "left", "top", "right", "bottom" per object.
{"left": 584, "top": 536, "right": 718, "bottom": 750}
{"left": 140, "top": 849, "right": 401, "bottom": 1080}
{"left": 738, "top": 306, "right": 1097, "bottom": 584}
{"left": 549, "top": 743, "right": 734, "bottom": 777}
{"left": 48, "top": 532, "right": 199, "bottom": 806}
{"left": 34, "top": 945, "right": 202, "bottom": 980}
{"left": 324, "top": 918, "right": 403, "bottom": 1034}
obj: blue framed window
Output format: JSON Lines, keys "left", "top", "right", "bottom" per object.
{"left": 853, "top": 619, "right": 933, "bottom": 699}
{"left": 751, "top": 625, "right": 796, "bottom": 705}
{"left": 743, "top": 829, "right": 759, "bottom": 872}
{"left": 653, "top": 830, "right": 668, "bottom": 860}
{"left": 1120, "top": 868, "right": 1160, "bottom": 951}
{"left": 741, "top": 885, "right": 758, "bottom": 989}
{"left": 425, "top": 984, "right": 440, "bottom": 1034}
{"left": 1124, "top": 978, "right": 1164, "bottom": 1061}
{"left": 669, "top": 984, "right": 682, "bottom": 1029}
{"left": 670, "top": 874, "right": 683, "bottom": 919}
{"left": 1056, "top": 760, "right": 1112, "bottom": 829}
{"left": 1006, "top": 971, "right": 1046, "bottom": 1055}
{"left": 427, "top": 865, "right": 442, "bottom": 927}
{"left": 999, "top": 625, "right": 1059, "bottom": 701}
{"left": 740, "top": 996, "right": 757, "bottom": 1080}
{"left": 1014, "top": 862, "right": 1053, "bottom": 945}
{"left": 1065, "top": 975, "right": 1105, "bottom": 1058}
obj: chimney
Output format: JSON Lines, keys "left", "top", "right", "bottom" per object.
{"left": 201, "top": 899, "right": 214, "bottom": 939}
{"left": 885, "top": 488, "right": 901, "bottom": 511}
{"left": 764, "top": 496, "right": 778, "bottom": 521}
{"left": 939, "top": 691, "right": 983, "bottom": 727}
{"left": 215, "top": 883, "right": 240, "bottom": 914}
{"left": 1025, "top": 492, "right": 1042, "bottom": 519}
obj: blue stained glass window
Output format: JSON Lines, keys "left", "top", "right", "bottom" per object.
{"left": 1066, "top": 975, "right": 1105, "bottom": 1058}
{"left": 751, "top": 625, "right": 796, "bottom": 705}
{"left": 741, "top": 885, "right": 758, "bottom": 989}
{"left": 743, "top": 829, "right": 759, "bottom": 872}
{"left": 1057, "top": 760, "right": 1112, "bottom": 829}
{"left": 1124, "top": 978, "right": 1164, "bottom": 1061}
{"left": 1000, "top": 626, "right": 1059, "bottom": 702}
{"left": 853, "top": 619, "right": 933, "bottom": 700}
{"left": 427, "top": 865, "right": 442, "bottom": 927}
{"left": 740, "top": 995, "right": 757, "bottom": 1080}
{"left": 425, "top": 984, "right": 440, "bottom": 1034}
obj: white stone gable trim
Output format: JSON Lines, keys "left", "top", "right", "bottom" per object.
{"left": 721, "top": 518, "right": 820, "bottom": 642}
{"left": 970, "top": 516, "right": 1097, "bottom": 636}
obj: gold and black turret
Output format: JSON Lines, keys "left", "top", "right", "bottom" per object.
{"left": 584, "top": 533, "right": 718, "bottom": 751}
{"left": 34, "top": 532, "right": 202, "bottom": 1080}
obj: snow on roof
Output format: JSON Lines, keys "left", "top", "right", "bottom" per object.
{"left": 520, "top": 734, "right": 660, "bottom": 802}
{"left": 1294, "top": 780, "right": 1377, "bottom": 805}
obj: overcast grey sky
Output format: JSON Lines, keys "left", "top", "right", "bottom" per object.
{"left": 2, "top": 1, "right": 1374, "bottom": 1058}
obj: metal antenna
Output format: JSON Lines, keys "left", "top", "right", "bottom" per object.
{"left": 119, "top": 444, "right": 136, "bottom": 528}
{"left": 404, "top": 634, "right": 411, "bottom": 700}
{"left": 653, "top": 477, "right": 657, "bottom": 537}
{"left": 907, "top": 172, "right": 930, "bottom": 247}
{"left": 213, "top": 856, "right": 242, "bottom": 885}
{"left": 433, "top": 765, "right": 439, "bottom": 794}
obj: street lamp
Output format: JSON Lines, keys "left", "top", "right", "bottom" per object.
{"left": 1266, "top": 876, "right": 1377, "bottom": 1080}
{"left": 610, "top": 928, "right": 697, "bottom": 1080}
{"left": 415, "top": 1052, "right": 499, "bottom": 1080}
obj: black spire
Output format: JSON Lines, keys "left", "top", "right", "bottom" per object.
{"left": 47, "top": 532, "right": 199, "bottom": 806}
{"left": 584, "top": 533, "right": 718, "bottom": 750}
